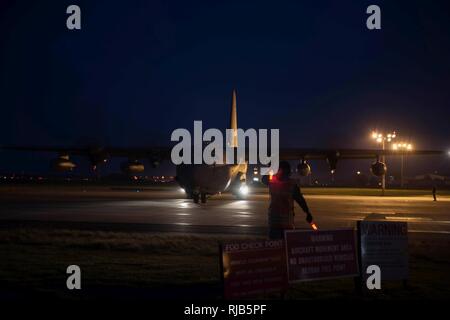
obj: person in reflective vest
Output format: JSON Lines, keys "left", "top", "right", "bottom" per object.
{"left": 262, "top": 161, "right": 313, "bottom": 239}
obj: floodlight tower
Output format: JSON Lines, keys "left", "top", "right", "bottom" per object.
{"left": 371, "top": 131, "right": 397, "bottom": 195}
{"left": 393, "top": 142, "right": 413, "bottom": 188}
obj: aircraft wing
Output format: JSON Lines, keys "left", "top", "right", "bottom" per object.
{"left": 276, "top": 148, "right": 444, "bottom": 174}
{"left": 2, "top": 146, "right": 443, "bottom": 161}
{"left": 1, "top": 145, "right": 444, "bottom": 172}
{"left": 1, "top": 146, "right": 172, "bottom": 161}
{"left": 279, "top": 148, "right": 444, "bottom": 160}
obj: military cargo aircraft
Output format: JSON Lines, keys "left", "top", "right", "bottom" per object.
{"left": 1, "top": 90, "right": 443, "bottom": 203}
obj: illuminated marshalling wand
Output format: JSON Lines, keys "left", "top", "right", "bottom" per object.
{"left": 371, "top": 130, "right": 397, "bottom": 195}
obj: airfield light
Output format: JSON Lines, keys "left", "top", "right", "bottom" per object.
{"left": 372, "top": 131, "right": 397, "bottom": 144}
{"left": 393, "top": 142, "right": 413, "bottom": 151}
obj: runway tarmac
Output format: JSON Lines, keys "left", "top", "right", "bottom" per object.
{"left": 1, "top": 185, "right": 449, "bottom": 235}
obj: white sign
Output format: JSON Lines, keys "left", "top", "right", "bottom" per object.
{"left": 359, "top": 221, "right": 408, "bottom": 281}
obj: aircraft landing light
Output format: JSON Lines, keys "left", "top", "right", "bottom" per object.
{"left": 239, "top": 185, "right": 249, "bottom": 195}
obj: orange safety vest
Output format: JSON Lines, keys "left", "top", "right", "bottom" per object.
{"left": 268, "top": 176, "right": 296, "bottom": 229}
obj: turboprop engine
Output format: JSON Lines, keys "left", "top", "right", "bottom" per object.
{"left": 297, "top": 161, "right": 311, "bottom": 176}
{"left": 51, "top": 154, "right": 76, "bottom": 171}
{"left": 370, "top": 161, "right": 387, "bottom": 177}
{"left": 121, "top": 160, "right": 145, "bottom": 174}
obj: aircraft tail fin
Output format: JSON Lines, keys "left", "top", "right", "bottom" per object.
{"left": 229, "top": 89, "right": 238, "bottom": 148}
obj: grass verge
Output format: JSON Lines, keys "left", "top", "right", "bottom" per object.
{"left": 0, "top": 228, "right": 449, "bottom": 300}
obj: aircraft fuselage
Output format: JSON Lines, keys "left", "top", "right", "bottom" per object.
{"left": 176, "top": 162, "right": 247, "bottom": 202}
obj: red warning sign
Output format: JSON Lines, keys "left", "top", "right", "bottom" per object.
{"left": 221, "top": 239, "right": 288, "bottom": 299}
{"left": 285, "top": 229, "right": 359, "bottom": 283}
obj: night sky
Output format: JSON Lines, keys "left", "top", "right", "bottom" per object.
{"left": 0, "top": 0, "right": 449, "bottom": 177}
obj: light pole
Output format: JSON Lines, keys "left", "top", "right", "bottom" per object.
{"left": 371, "top": 131, "right": 396, "bottom": 195}
{"left": 393, "top": 142, "right": 413, "bottom": 188}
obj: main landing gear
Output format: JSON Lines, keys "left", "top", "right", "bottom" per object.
{"left": 192, "top": 193, "right": 207, "bottom": 204}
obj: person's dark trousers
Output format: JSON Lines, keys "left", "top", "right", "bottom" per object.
{"left": 268, "top": 227, "right": 285, "bottom": 240}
